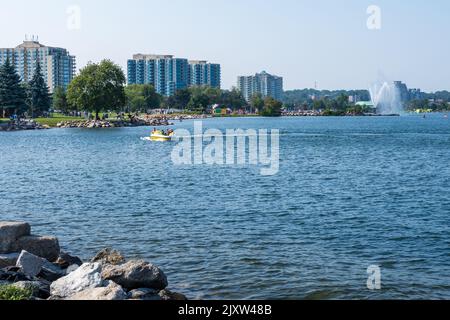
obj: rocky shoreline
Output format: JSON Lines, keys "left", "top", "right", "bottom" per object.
{"left": 0, "top": 221, "right": 186, "bottom": 301}
{"left": 55, "top": 118, "right": 172, "bottom": 129}
{"left": 0, "top": 114, "right": 213, "bottom": 132}
{"left": 0, "top": 120, "right": 50, "bottom": 131}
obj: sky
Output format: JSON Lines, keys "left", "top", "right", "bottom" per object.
{"left": 0, "top": 0, "right": 449, "bottom": 92}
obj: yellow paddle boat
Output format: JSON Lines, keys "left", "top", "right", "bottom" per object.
{"left": 150, "top": 129, "right": 174, "bottom": 142}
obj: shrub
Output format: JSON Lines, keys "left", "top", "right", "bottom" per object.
{"left": 0, "top": 284, "right": 33, "bottom": 301}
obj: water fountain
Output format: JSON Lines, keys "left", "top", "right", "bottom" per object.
{"left": 369, "top": 82, "right": 404, "bottom": 115}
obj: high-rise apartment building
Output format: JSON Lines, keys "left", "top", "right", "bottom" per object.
{"left": 0, "top": 38, "right": 76, "bottom": 92}
{"left": 394, "top": 81, "right": 410, "bottom": 102}
{"left": 128, "top": 54, "right": 221, "bottom": 96}
{"left": 188, "top": 60, "right": 221, "bottom": 89}
{"left": 237, "top": 71, "right": 283, "bottom": 102}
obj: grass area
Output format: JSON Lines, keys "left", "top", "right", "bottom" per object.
{"left": 0, "top": 285, "right": 32, "bottom": 301}
{"left": 36, "top": 115, "right": 84, "bottom": 127}
{"left": 36, "top": 113, "right": 123, "bottom": 127}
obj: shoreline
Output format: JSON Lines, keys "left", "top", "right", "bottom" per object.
{"left": 1, "top": 112, "right": 446, "bottom": 132}
{"left": 0, "top": 221, "right": 187, "bottom": 301}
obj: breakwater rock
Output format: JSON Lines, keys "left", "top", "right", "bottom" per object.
{"left": 0, "top": 120, "right": 50, "bottom": 131}
{"left": 0, "top": 221, "right": 187, "bottom": 301}
{"left": 56, "top": 118, "right": 172, "bottom": 129}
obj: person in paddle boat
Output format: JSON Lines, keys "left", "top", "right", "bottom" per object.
{"left": 150, "top": 128, "right": 175, "bottom": 142}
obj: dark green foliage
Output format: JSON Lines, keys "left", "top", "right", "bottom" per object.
{"left": 0, "top": 285, "right": 33, "bottom": 301}
{"left": 125, "top": 84, "right": 162, "bottom": 113}
{"left": 0, "top": 57, "right": 27, "bottom": 117}
{"left": 53, "top": 87, "right": 70, "bottom": 114}
{"left": 67, "top": 60, "right": 126, "bottom": 119}
{"left": 260, "top": 97, "right": 283, "bottom": 117}
{"left": 26, "top": 62, "right": 51, "bottom": 117}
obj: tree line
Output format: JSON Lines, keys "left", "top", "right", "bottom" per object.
{"left": 1, "top": 59, "right": 285, "bottom": 119}
{"left": 283, "top": 89, "right": 371, "bottom": 109}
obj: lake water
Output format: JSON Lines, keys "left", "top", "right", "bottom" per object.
{"left": 1, "top": 115, "right": 449, "bottom": 299}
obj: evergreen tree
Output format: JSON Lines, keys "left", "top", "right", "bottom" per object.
{"left": 53, "top": 87, "right": 69, "bottom": 114}
{"left": 27, "top": 62, "right": 51, "bottom": 118}
{"left": 0, "top": 57, "right": 27, "bottom": 118}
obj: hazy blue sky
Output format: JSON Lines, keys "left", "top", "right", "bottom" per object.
{"left": 1, "top": 0, "right": 449, "bottom": 91}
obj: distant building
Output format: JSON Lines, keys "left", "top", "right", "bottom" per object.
{"left": 409, "top": 88, "right": 424, "bottom": 100}
{"left": 0, "top": 38, "right": 76, "bottom": 92}
{"left": 127, "top": 54, "right": 189, "bottom": 97}
{"left": 394, "top": 81, "right": 410, "bottom": 102}
{"left": 237, "top": 71, "right": 283, "bottom": 102}
{"left": 127, "top": 54, "right": 221, "bottom": 96}
{"left": 188, "top": 60, "right": 221, "bottom": 88}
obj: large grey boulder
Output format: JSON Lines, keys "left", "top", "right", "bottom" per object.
{"left": 101, "top": 260, "right": 168, "bottom": 290}
{"left": 50, "top": 263, "right": 104, "bottom": 298}
{"left": 0, "top": 252, "right": 20, "bottom": 268}
{"left": 12, "top": 235, "right": 60, "bottom": 262}
{"left": 66, "top": 281, "right": 127, "bottom": 300}
{"left": 0, "top": 222, "right": 31, "bottom": 253}
{"left": 16, "top": 250, "right": 45, "bottom": 277}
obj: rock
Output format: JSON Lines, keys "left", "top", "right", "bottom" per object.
{"left": 38, "top": 261, "right": 66, "bottom": 282}
{"left": 129, "top": 287, "right": 158, "bottom": 297}
{"left": 0, "top": 252, "right": 20, "bottom": 268}
{"left": 67, "top": 281, "right": 127, "bottom": 301}
{"left": 101, "top": 260, "right": 168, "bottom": 291}
{"left": 55, "top": 252, "right": 83, "bottom": 269}
{"left": 36, "top": 279, "right": 51, "bottom": 299}
{"left": 159, "top": 289, "right": 188, "bottom": 301}
{"left": 0, "top": 267, "right": 32, "bottom": 283}
{"left": 128, "top": 288, "right": 162, "bottom": 301}
{"left": 128, "top": 288, "right": 161, "bottom": 300}
{"left": 91, "top": 248, "right": 125, "bottom": 265}
{"left": 0, "top": 221, "right": 31, "bottom": 253}
{"left": 16, "top": 250, "right": 45, "bottom": 277}
{"left": 12, "top": 235, "right": 60, "bottom": 262}
{"left": 50, "top": 263, "right": 104, "bottom": 298}
{"left": 66, "top": 264, "right": 80, "bottom": 274}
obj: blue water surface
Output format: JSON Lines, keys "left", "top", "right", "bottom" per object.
{"left": 0, "top": 114, "right": 449, "bottom": 299}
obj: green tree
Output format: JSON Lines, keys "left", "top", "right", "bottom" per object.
{"left": 187, "top": 87, "right": 211, "bottom": 112}
{"left": 125, "top": 84, "right": 162, "bottom": 113}
{"left": 312, "top": 99, "right": 326, "bottom": 111}
{"left": 203, "top": 86, "right": 222, "bottom": 104}
{"left": 173, "top": 88, "right": 192, "bottom": 110}
{"left": 26, "top": 62, "right": 51, "bottom": 117}
{"left": 250, "top": 93, "right": 264, "bottom": 113}
{"left": 336, "top": 94, "right": 350, "bottom": 111}
{"left": 220, "top": 88, "right": 247, "bottom": 110}
{"left": 0, "top": 57, "right": 27, "bottom": 118}
{"left": 67, "top": 60, "right": 126, "bottom": 120}
{"left": 260, "top": 97, "right": 283, "bottom": 117}
{"left": 53, "top": 87, "right": 70, "bottom": 114}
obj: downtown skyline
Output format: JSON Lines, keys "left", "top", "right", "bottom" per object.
{"left": 0, "top": 0, "right": 449, "bottom": 92}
